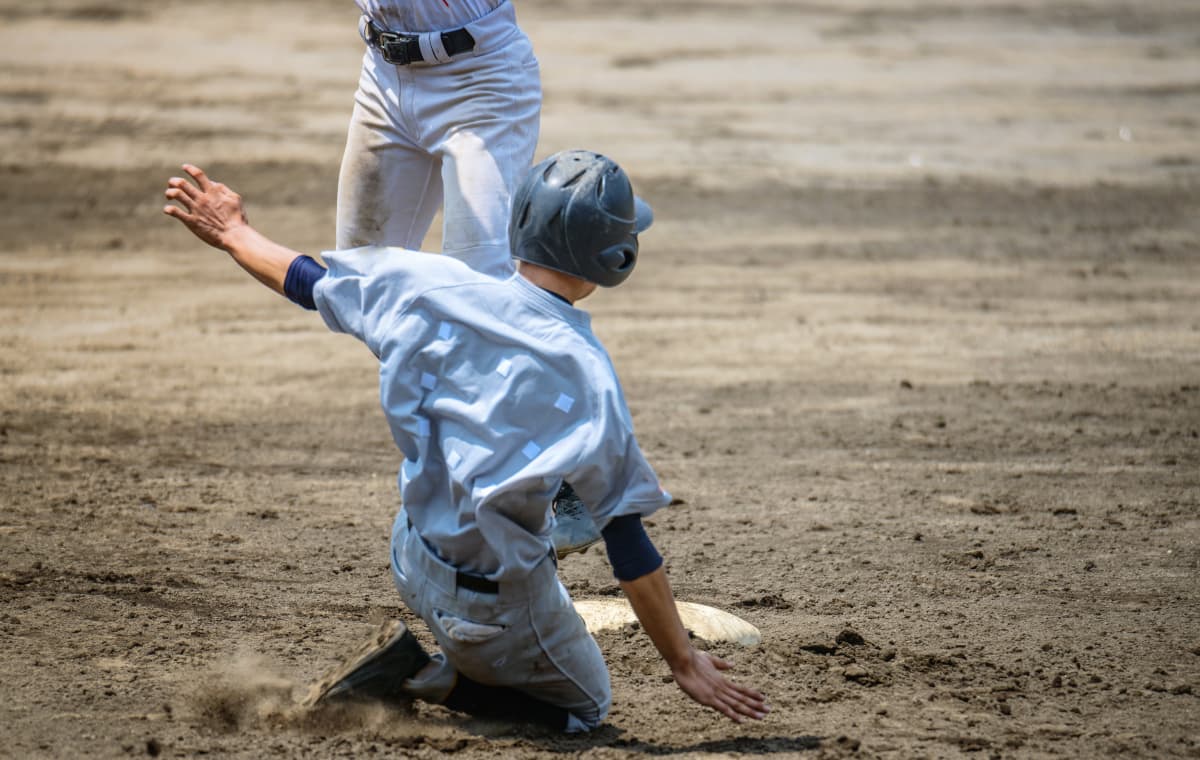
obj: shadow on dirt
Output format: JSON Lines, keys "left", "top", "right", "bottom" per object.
{"left": 518, "top": 727, "right": 824, "bottom": 755}
{"left": 613, "top": 735, "right": 824, "bottom": 754}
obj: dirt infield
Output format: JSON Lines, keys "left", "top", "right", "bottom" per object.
{"left": 1, "top": 1, "right": 1198, "bottom": 757}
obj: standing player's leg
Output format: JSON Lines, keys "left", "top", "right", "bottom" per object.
{"left": 428, "top": 30, "right": 542, "bottom": 278}
{"left": 437, "top": 126, "right": 533, "bottom": 278}
{"left": 336, "top": 55, "right": 443, "bottom": 251}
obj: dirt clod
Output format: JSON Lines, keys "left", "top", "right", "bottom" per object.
{"left": 836, "top": 629, "right": 867, "bottom": 647}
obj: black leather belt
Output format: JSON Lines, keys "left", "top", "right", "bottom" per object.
{"left": 453, "top": 547, "right": 557, "bottom": 594}
{"left": 365, "top": 18, "right": 476, "bottom": 65}
{"left": 455, "top": 570, "right": 499, "bottom": 594}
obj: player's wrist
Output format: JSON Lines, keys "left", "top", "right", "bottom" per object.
{"left": 217, "top": 221, "right": 257, "bottom": 255}
{"left": 666, "top": 645, "right": 699, "bottom": 676}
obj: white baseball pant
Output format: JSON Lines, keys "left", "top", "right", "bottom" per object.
{"left": 336, "top": 1, "right": 541, "bottom": 279}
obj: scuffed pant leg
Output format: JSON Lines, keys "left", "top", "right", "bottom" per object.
{"left": 436, "top": 107, "right": 538, "bottom": 278}
{"left": 437, "top": 130, "right": 520, "bottom": 278}
{"left": 426, "top": 33, "right": 542, "bottom": 278}
{"left": 389, "top": 513, "right": 611, "bottom": 731}
{"left": 335, "top": 57, "right": 444, "bottom": 251}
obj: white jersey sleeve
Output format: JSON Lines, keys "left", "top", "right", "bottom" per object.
{"left": 313, "top": 246, "right": 480, "bottom": 357}
{"left": 564, "top": 372, "right": 671, "bottom": 529}
{"left": 574, "top": 433, "right": 670, "bottom": 529}
{"left": 313, "top": 246, "right": 412, "bottom": 356}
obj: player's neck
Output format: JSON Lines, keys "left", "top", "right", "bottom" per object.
{"left": 516, "top": 262, "right": 595, "bottom": 304}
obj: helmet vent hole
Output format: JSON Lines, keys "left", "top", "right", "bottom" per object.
{"left": 562, "top": 169, "right": 587, "bottom": 188}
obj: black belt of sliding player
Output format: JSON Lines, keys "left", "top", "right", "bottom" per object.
{"left": 455, "top": 570, "right": 499, "bottom": 594}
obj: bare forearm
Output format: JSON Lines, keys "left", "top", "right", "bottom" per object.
{"left": 618, "top": 567, "right": 692, "bottom": 671}
{"left": 164, "top": 163, "right": 303, "bottom": 296}
{"left": 219, "top": 224, "right": 303, "bottom": 296}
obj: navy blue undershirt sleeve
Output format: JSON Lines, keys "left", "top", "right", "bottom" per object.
{"left": 601, "top": 513, "right": 663, "bottom": 582}
{"left": 283, "top": 255, "right": 327, "bottom": 310}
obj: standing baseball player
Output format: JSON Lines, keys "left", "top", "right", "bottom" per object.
{"left": 339, "top": 0, "right": 537, "bottom": 269}
{"left": 163, "top": 150, "right": 768, "bottom": 730}
{"left": 340, "top": 0, "right": 598, "bottom": 555}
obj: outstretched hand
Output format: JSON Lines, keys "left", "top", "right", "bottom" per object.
{"left": 672, "top": 648, "right": 768, "bottom": 723}
{"left": 618, "top": 565, "right": 769, "bottom": 725}
{"left": 161, "top": 164, "right": 302, "bottom": 295}
{"left": 163, "top": 164, "right": 249, "bottom": 251}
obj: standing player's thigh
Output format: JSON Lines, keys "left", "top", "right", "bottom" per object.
{"left": 336, "top": 100, "right": 444, "bottom": 251}
{"left": 425, "top": 37, "right": 541, "bottom": 275}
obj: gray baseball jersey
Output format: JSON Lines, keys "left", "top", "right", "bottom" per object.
{"left": 314, "top": 247, "right": 671, "bottom": 582}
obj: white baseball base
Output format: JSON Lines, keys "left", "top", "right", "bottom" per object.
{"left": 573, "top": 599, "right": 761, "bottom": 646}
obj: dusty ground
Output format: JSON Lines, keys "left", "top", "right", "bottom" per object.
{"left": 2, "top": 0, "right": 1199, "bottom": 758}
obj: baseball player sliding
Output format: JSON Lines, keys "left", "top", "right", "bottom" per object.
{"left": 163, "top": 151, "right": 768, "bottom": 730}
{"left": 339, "top": 0, "right": 597, "bottom": 556}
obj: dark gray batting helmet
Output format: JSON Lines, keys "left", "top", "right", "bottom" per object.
{"left": 508, "top": 150, "right": 653, "bottom": 287}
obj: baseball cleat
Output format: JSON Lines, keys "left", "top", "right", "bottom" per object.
{"left": 552, "top": 482, "right": 601, "bottom": 559}
{"left": 302, "top": 620, "right": 431, "bottom": 708}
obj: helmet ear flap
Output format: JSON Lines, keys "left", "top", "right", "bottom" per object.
{"left": 596, "top": 242, "right": 637, "bottom": 283}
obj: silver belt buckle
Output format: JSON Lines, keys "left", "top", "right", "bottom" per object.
{"left": 378, "top": 31, "right": 420, "bottom": 65}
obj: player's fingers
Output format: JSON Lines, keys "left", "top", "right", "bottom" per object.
{"left": 164, "top": 188, "right": 193, "bottom": 209}
{"left": 729, "top": 681, "right": 766, "bottom": 704}
{"left": 708, "top": 655, "right": 733, "bottom": 671}
{"left": 718, "top": 680, "right": 767, "bottom": 717}
{"left": 163, "top": 204, "right": 193, "bottom": 223}
{"left": 723, "top": 689, "right": 766, "bottom": 720}
{"left": 167, "top": 176, "right": 200, "bottom": 199}
{"left": 713, "top": 695, "right": 745, "bottom": 723}
{"left": 732, "top": 697, "right": 767, "bottom": 720}
{"left": 182, "top": 163, "right": 212, "bottom": 191}
{"left": 722, "top": 682, "right": 765, "bottom": 711}
{"left": 722, "top": 682, "right": 762, "bottom": 704}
